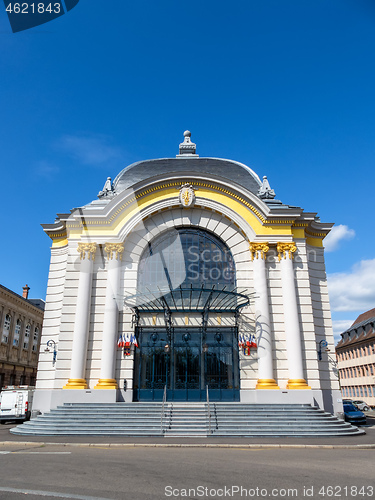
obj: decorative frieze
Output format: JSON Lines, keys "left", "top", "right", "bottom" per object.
{"left": 77, "top": 242, "right": 97, "bottom": 261}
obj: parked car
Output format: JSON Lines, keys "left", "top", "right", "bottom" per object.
{"left": 343, "top": 401, "right": 367, "bottom": 426}
{"left": 352, "top": 400, "right": 370, "bottom": 411}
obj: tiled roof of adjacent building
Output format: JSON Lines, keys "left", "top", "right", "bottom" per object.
{"left": 0, "top": 284, "right": 45, "bottom": 312}
{"left": 336, "top": 307, "right": 375, "bottom": 350}
{"left": 350, "top": 308, "right": 375, "bottom": 328}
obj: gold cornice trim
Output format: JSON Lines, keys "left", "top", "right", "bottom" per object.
{"left": 264, "top": 220, "right": 295, "bottom": 225}
{"left": 305, "top": 229, "right": 327, "bottom": 237}
{"left": 47, "top": 232, "right": 68, "bottom": 241}
{"left": 66, "top": 181, "right": 269, "bottom": 229}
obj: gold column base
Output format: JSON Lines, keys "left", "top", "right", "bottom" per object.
{"left": 94, "top": 379, "right": 118, "bottom": 390}
{"left": 286, "top": 379, "right": 311, "bottom": 390}
{"left": 62, "top": 378, "right": 88, "bottom": 390}
{"left": 256, "top": 379, "right": 280, "bottom": 390}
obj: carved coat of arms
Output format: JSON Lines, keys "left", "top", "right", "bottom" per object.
{"left": 178, "top": 183, "right": 197, "bottom": 208}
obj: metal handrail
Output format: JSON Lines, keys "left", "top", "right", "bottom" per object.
{"left": 206, "top": 385, "right": 211, "bottom": 435}
{"left": 161, "top": 385, "right": 167, "bottom": 434}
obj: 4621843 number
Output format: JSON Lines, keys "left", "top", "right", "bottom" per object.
{"left": 6, "top": 3, "right": 61, "bottom": 14}
{"left": 318, "top": 485, "right": 374, "bottom": 497}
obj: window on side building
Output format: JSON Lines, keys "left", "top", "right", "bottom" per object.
{"left": 2, "top": 314, "right": 11, "bottom": 343}
{"left": 32, "top": 326, "right": 39, "bottom": 352}
{"left": 13, "top": 319, "right": 21, "bottom": 347}
{"left": 23, "top": 324, "right": 31, "bottom": 350}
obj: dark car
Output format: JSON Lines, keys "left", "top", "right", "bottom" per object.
{"left": 343, "top": 402, "right": 367, "bottom": 425}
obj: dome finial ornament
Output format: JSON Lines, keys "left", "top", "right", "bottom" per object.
{"left": 177, "top": 130, "right": 199, "bottom": 158}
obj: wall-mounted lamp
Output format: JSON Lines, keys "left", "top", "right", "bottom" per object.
{"left": 317, "top": 339, "right": 329, "bottom": 361}
{"left": 45, "top": 339, "right": 57, "bottom": 366}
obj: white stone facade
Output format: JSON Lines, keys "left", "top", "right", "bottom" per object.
{"left": 34, "top": 136, "right": 341, "bottom": 416}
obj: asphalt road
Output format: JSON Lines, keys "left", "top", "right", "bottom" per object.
{"left": 0, "top": 444, "right": 374, "bottom": 500}
{"left": 0, "top": 414, "right": 374, "bottom": 499}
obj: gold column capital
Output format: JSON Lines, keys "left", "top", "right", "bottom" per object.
{"left": 277, "top": 242, "right": 297, "bottom": 261}
{"left": 104, "top": 243, "right": 124, "bottom": 261}
{"left": 77, "top": 242, "right": 97, "bottom": 261}
{"left": 249, "top": 242, "right": 269, "bottom": 261}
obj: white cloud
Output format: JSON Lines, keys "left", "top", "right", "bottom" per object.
{"left": 327, "top": 258, "right": 375, "bottom": 312}
{"left": 324, "top": 224, "right": 355, "bottom": 252}
{"left": 34, "top": 160, "right": 60, "bottom": 179}
{"left": 57, "top": 133, "right": 123, "bottom": 167}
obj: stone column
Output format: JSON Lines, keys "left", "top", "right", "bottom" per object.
{"left": 95, "top": 243, "right": 124, "bottom": 390}
{"left": 250, "top": 243, "right": 279, "bottom": 389}
{"left": 277, "top": 242, "right": 310, "bottom": 389}
{"left": 63, "top": 243, "right": 97, "bottom": 389}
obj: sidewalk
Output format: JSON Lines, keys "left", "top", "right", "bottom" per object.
{"left": 1, "top": 415, "right": 374, "bottom": 449}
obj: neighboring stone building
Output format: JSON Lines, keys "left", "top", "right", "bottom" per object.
{"left": 0, "top": 284, "right": 44, "bottom": 388}
{"left": 336, "top": 308, "right": 375, "bottom": 407}
{"left": 34, "top": 132, "right": 341, "bottom": 416}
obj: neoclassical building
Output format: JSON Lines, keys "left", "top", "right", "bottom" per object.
{"left": 34, "top": 132, "right": 340, "bottom": 415}
{"left": 1, "top": 284, "right": 44, "bottom": 388}
{"left": 336, "top": 308, "right": 375, "bottom": 407}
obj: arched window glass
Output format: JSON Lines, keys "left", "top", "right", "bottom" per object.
{"left": 32, "top": 327, "right": 39, "bottom": 352}
{"left": 2, "top": 314, "right": 11, "bottom": 343}
{"left": 138, "top": 228, "right": 235, "bottom": 292}
{"left": 13, "top": 319, "right": 21, "bottom": 347}
{"left": 23, "top": 324, "right": 31, "bottom": 350}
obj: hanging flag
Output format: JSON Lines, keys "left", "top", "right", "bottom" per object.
{"left": 130, "top": 333, "right": 138, "bottom": 348}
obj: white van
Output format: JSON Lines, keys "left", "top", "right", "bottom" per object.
{"left": 0, "top": 386, "right": 34, "bottom": 423}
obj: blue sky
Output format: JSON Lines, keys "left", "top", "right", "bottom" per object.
{"left": 1, "top": 0, "right": 374, "bottom": 343}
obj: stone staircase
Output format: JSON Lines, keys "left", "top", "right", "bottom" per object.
{"left": 10, "top": 402, "right": 364, "bottom": 437}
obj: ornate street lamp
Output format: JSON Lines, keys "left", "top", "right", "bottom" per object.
{"left": 44, "top": 340, "right": 57, "bottom": 366}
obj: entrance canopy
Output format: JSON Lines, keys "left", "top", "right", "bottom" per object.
{"left": 124, "top": 285, "right": 251, "bottom": 313}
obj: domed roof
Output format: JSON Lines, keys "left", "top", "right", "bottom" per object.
{"left": 113, "top": 157, "right": 262, "bottom": 195}
{"left": 111, "top": 131, "right": 262, "bottom": 196}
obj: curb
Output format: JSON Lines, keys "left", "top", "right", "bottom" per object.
{"left": 1, "top": 441, "right": 375, "bottom": 449}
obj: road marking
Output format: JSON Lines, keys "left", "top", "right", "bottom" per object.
{"left": 16, "top": 451, "right": 72, "bottom": 454}
{"left": 0, "top": 486, "right": 114, "bottom": 500}
{"left": 0, "top": 451, "right": 71, "bottom": 455}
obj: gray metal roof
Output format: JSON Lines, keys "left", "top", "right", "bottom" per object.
{"left": 113, "top": 157, "right": 262, "bottom": 195}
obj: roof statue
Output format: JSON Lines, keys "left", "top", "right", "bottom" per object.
{"left": 97, "top": 177, "right": 115, "bottom": 199}
{"left": 258, "top": 175, "right": 276, "bottom": 199}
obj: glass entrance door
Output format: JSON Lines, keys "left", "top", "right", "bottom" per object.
{"left": 133, "top": 327, "right": 240, "bottom": 401}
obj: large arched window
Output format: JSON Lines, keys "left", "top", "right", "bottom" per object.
{"left": 138, "top": 228, "right": 236, "bottom": 292}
